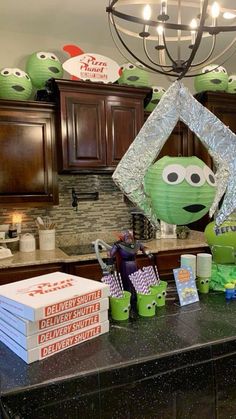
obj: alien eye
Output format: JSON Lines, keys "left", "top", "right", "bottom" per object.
{"left": 1, "top": 68, "right": 11, "bottom": 76}
{"left": 162, "top": 164, "right": 186, "bottom": 185}
{"left": 137, "top": 63, "right": 145, "bottom": 69}
{"left": 153, "top": 87, "right": 160, "bottom": 93}
{"left": 203, "top": 165, "right": 216, "bottom": 187}
{"left": 162, "top": 291, "right": 166, "bottom": 296}
{"left": 157, "top": 294, "right": 162, "bottom": 299}
{"left": 123, "top": 307, "right": 128, "bottom": 313}
{"left": 49, "top": 54, "right": 58, "bottom": 61}
{"left": 128, "top": 64, "right": 135, "bottom": 70}
{"left": 200, "top": 279, "right": 205, "bottom": 284}
{"left": 185, "top": 165, "right": 205, "bottom": 187}
{"left": 147, "top": 304, "right": 152, "bottom": 309}
{"left": 229, "top": 78, "right": 233, "bottom": 83}
{"left": 152, "top": 300, "right": 156, "bottom": 306}
{"left": 128, "top": 304, "right": 131, "bottom": 310}
{"left": 37, "top": 52, "right": 47, "bottom": 60}
{"left": 205, "top": 279, "right": 209, "bottom": 283}
{"left": 25, "top": 74, "right": 30, "bottom": 80}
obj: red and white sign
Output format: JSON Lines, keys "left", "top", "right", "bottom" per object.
{"left": 63, "top": 52, "right": 121, "bottom": 83}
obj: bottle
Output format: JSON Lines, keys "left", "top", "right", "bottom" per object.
{"left": 8, "top": 224, "right": 18, "bottom": 238}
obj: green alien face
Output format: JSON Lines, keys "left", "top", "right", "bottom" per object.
{"left": 118, "top": 62, "right": 150, "bottom": 87}
{"left": 227, "top": 75, "right": 236, "bottom": 93}
{"left": 144, "top": 156, "right": 217, "bottom": 225}
{"left": 0, "top": 68, "right": 32, "bottom": 100}
{"left": 194, "top": 64, "right": 228, "bottom": 93}
{"left": 145, "top": 86, "right": 166, "bottom": 112}
{"left": 26, "top": 51, "right": 63, "bottom": 89}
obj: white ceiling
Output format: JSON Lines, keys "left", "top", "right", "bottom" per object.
{"left": 1, "top": 0, "right": 236, "bottom": 91}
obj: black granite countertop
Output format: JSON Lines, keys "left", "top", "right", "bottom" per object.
{"left": 0, "top": 292, "right": 236, "bottom": 388}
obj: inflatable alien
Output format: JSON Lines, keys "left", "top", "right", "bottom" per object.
{"left": 0, "top": 68, "right": 32, "bottom": 100}
{"left": 227, "top": 75, "right": 236, "bottom": 93}
{"left": 145, "top": 86, "right": 166, "bottom": 112}
{"left": 118, "top": 62, "right": 150, "bottom": 87}
{"left": 144, "top": 156, "right": 217, "bottom": 225}
{"left": 26, "top": 51, "right": 63, "bottom": 89}
{"left": 194, "top": 64, "right": 228, "bottom": 93}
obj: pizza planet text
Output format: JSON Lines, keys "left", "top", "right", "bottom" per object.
{"left": 44, "top": 290, "right": 102, "bottom": 316}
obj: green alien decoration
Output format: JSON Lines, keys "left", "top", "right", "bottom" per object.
{"left": 194, "top": 64, "right": 228, "bottom": 93}
{"left": 118, "top": 62, "right": 150, "bottom": 87}
{"left": 227, "top": 75, "right": 236, "bottom": 93}
{"left": 0, "top": 68, "right": 32, "bottom": 100}
{"left": 145, "top": 86, "right": 166, "bottom": 112}
{"left": 144, "top": 156, "right": 217, "bottom": 225}
{"left": 26, "top": 51, "right": 63, "bottom": 89}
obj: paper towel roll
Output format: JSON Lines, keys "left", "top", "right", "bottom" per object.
{"left": 196, "top": 253, "right": 212, "bottom": 278}
{"left": 180, "top": 254, "right": 196, "bottom": 278}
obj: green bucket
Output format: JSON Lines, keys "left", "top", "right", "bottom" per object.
{"left": 109, "top": 291, "right": 131, "bottom": 321}
{"left": 197, "top": 277, "right": 210, "bottom": 294}
{"left": 136, "top": 289, "right": 156, "bottom": 317}
{"left": 150, "top": 281, "right": 168, "bottom": 307}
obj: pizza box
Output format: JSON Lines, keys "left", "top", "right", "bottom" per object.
{"left": 0, "top": 320, "right": 109, "bottom": 364}
{"left": 0, "top": 310, "right": 108, "bottom": 350}
{"left": 0, "top": 271, "right": 109, "bottom": 321}
{"left": 0, "top": 297, "right": 109, "bottom": 335}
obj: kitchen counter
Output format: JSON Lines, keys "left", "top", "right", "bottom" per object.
{"left": 1, "top": 292, "right": 236, "bottom": 418}
{"left": 0, "top": 231, "right": 208, "bottom": 269}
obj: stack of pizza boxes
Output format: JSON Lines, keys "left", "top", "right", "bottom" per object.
{"left": 0, "top": 271, "right": 109, "bottom": 363}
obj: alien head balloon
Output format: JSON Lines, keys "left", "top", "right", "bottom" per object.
{"left": 118, "top": 62, "right": 150, "bottom": 87}
{"left": 0, "top": 68, "right": 32, "bottom": 100}
{"left": 26, "top": 51, "right": 63, "bottom": 89}
{"left": 194, "top": 64, "right": 228, "bottom": 93}
{"left": 145, "top": 86, "right": 166, "bottom": 112}
{"left": 227, "top": 74, "right": 236, "bottom": 94}
{"left": 144, "top": 156, "right": 217, "bottom": 225}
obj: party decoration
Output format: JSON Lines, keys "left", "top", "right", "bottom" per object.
{"left": 112, "top": 81, "right": 236, "bottom": 227}
{"left": 173, "top": 267, "right": 199, "bottom": 306}
{"left": 145, "top": 86, "right": 166, "bottom": 112}
{"left": 204, "top": 219, "right": 236, "bottom": 250}
{"left": 63, "top": 45, "right": 121, "bottom": 84}
{"left": 194, "top": 64, "right": 228, "bottom": 93}
{"left": 227, "top": 75, "right": 236, "bottom": 93}
{"left": 26, "top": 51, "right": 63, "bottom": 89}
{"left": 144, "top": 156, "right": 216, "bottom": 225}
{"left": 0, "top": 68, "right": 32, "bottom": 100}
{"left": 118, "top": 62, "right": 150, "bottom": 87}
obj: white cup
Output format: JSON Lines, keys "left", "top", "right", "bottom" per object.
{"left": 39, "top": 229, "right": 56, "bottom": 251}
{"left": 197, "top": 253, "right": 212, "bottom": 278}
{"left": 180, "top": 254, "right": 196, "bottom": 279}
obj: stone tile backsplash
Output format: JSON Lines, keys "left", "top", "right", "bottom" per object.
{"left": 0, "top": 174, "right": 132, "bottom": 246}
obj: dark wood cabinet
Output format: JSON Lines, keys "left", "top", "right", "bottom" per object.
{"left": 0, "top": 263, "right": 66, "bottom": 286}
{"left": 0, "top": 100, "right": 58, "bottom": 205}
{"left": 50, "top": 79, "right": 151, "bottom": 172}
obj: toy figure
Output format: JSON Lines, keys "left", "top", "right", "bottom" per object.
{"left": 0, "top": 68, "right": 32, "bottom": 100}
{"left": 110, "top": 230, "right": 149, "bottom": 300}
{"left": 26, "top": 51, "right": 63, "bottom": 89}
{"left": 194, "top": 64, "right": 228, "bottom": 93}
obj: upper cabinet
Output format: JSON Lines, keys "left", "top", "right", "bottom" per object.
{"left": 50, "top": 79, "right": 152, "bottom": 173}
{"left": 0, "top": 100, "right": 58, "bottom": 206}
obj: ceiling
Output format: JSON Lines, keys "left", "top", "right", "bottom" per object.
{"left": 1, "top": 0, "right": 236, "bottom": 90}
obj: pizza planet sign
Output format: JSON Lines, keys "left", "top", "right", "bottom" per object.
{"left": 63, "top": 53, "right": 121, "bottom": 83}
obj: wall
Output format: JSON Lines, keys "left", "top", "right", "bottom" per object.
{"left": 0, "top": 174, "right": 132, "bottom": 246}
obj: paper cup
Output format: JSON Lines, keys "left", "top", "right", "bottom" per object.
{"left": 181, "top": 254, "right": 196, "bottom": 279}
{"left": 39, "top": 229, "right": 56, "bottom": 251}
{"left": 109, "top": 291, "right": 131, "bottom": 321}
{"left": 197, "top": 253, "right": 212, "bottom": 278}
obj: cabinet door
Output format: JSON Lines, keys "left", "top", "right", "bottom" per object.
{"left": 69, "top": 261, "right": 102, "bottom": 281}
{"left": 0, "top": 263, "right": 65, "bottom": 286}
{"left": 57, "top": 92, "right": 107, "bottom": 171}
{"left": 106, "top": 98, "right": 143, "bottom": 167}
{"left": 0, "top": 101, "right": 58, "bottom": 205}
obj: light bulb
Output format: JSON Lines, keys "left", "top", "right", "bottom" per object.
{"left": 143, "top": 5, "right": 151, "bottom": 20}
{"left": 211, "top": 2, "right": 220, "bottom": 19}
{"left": 190, "top": 18, "right": 198, "bottom": 30}
{"left": 157, "top": 25, "right": 164, "bottom": 36}
{"left": 223, "top": 12, "right": 236, "bottom": 20}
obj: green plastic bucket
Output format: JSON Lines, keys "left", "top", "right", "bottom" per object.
{"left": 136, "top": 289, "right": 156, "bottom": 317}
{"left": 150, "top": 281, "right": 168, "bottom": 307}
{"left": 109, "top": 291, "right": 131, "bottom": 321}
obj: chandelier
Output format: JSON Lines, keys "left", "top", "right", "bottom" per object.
{"left": 106, "top": 0, "right": 236, "bottom": 79}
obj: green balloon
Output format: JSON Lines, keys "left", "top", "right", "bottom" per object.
{"left": 118, "top": 62, "right": 150, "bottom": 87}
{"left": 26, "top": 51, "right": 63, "bottom": 89}
{"left": 0, "top": 68, "right": 32, "bottom": 100}
{"left": 204, "top": 220, "right": 236, "bottom": 249}
{"left": 194, "top": 64, "right": 228, "bottom": 93}
{"left": 227, "top": 75, "right": 236, "bottom": 94}
{"left": 145, "top": 86, "right": 166, "bottom": 112}
{"left": 144, "top": 156, "right": 217, "bottom": 225}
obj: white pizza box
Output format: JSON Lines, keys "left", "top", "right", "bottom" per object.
{"left": 0, "top": 310, "right": 108, "bottom": 350}
{"left": 0, "top": 271, "right": 109, "bottom": 321}
{"left": 0, "top": 320, "right": 109, "bottom": 364}
{"left": 0, "top": 297, "right": 109, "bottom": 336}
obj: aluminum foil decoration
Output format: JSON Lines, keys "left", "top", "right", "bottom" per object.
{"left": 0, "top": 68, "right": 32, "bottom": 100}
{"left": 26, "top": 51, "right": 63, "bottom": 89}
{"left": 227, "top": 75, "right": 236, "bottom": 94}
{"left": 112, "top": 80, "right": 236, "bottom": 227}
{"left": 194, "top": 64, "right": 228, "bottom": 93}
{"left": 144, "top": 156, "right": 216, "bottom": 225}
